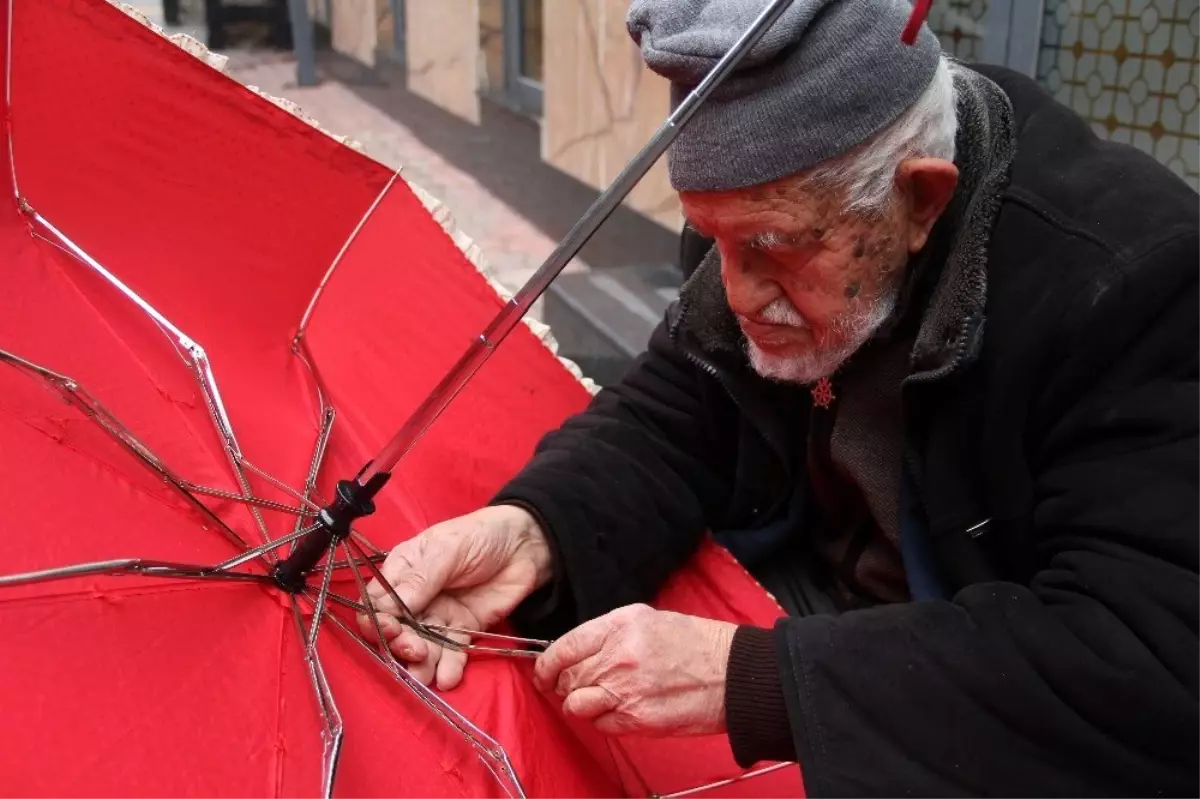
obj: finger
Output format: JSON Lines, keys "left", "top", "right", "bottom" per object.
{"left": 534, "top": 614, "right": 613, "bottom": 692}
{"left": 592, "top": 711, "right": 638, "bottom": 737}
{"left": 368, "top": 613, "right": 429, "bottom": 662}
{"left": 434, "top": 633, "right": 470, "bottom": 691}
{"left": 429, "top": 606, "right": 476, "bottom": 692}
{"left": 403, "top": 630, "right": 443, "bottom": 686}
{"left": 561, "top": 685, "right": 620, "bottom": 722}
{"left": 556, "top": 652, "right": 605, "bottom": 698}
{"left": 367, "top": 534, "right": 454, "bottom": 618}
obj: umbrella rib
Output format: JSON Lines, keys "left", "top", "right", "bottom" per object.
{"left": 4, "top": 0, "right": 17, "bottom": 200}
{"left": 238, "top": 454, "right": 385, "bottom": 557}
{"left": 288, "top": 593, "right": 345, "bottom": 799}
{"left": 210, "top": 523, "right": 321, "bottom": 572}
{"left": 343, "top": 536, "right": 547, "bottom": 657}
{"left": 187, "top": 352, "right": 276, "bottom": 553}
{"left": 24, "top": 207, "right": 279, "bottom": 556}
{"left": 0, "top": 557, "right": 269, "bottom": 588}
{"left": 654, "top": 762, "right": 797, "bottom": 798}
{"left": 321, "top": 588, "right": 550, "bottom": 657}
{"left": 294, "top": 171, "right": 401, "bottom": 343}
{"left": 335, "top": 538, "right": 529, "bottom": 797}
{"left": 289, "top": 401, "right": 335, "bottom": 554}
{"left": 285, "top": 339, "right": 387, "bottom": 559}
{"left": 0, "top": 347, "right": 265, "bottom": 561}
{"left": 0, "top": 526, "right": 317, "bottom": 591}
{"left": 307, "top": 538, "right": 338, "bottom": 652}
{"left": 175, "top": 479, "right": 317, "bottom": 517}
{"left": 240, "top": 457, "right": 323, "bottom": 512}
{"left": 316, "top": 591, "right": 530, "bottom": 799}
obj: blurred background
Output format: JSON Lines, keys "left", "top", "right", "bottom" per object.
{"left": 133, "top": 0, "right": 1199, "bottom": 386}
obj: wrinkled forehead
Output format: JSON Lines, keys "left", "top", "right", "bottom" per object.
{"left": 679, "top": 175, "right": 844, "bottom": 245}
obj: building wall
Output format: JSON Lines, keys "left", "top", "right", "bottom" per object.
{"left": 479, "top": 0, "right": 504, "bottom": 93}
{"left": 927, "top": 0, "right": 1198, "bottom": 192}
{"left": 1035, "top": 0, "right": 1197, "bottom": 191}
{"left": 331, "top": 0, "right": 376, "bottom": 68}
{"left": 928, "top": 0, "right": 989, "bottom": 61}
{"left": 405, "top": 0, "right": 481, "bottom": 124}
{"left": 541, "top": 0, "right": 680, "bottom": 231}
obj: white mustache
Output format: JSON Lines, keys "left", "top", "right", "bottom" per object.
{"left": 756, "top": 297, "right": 807, "bottom": 327}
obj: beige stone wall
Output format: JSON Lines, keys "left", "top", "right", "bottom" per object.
{"left": 405, "top": 0, "right": 481, "bottom": 124}
{"left": 541, "top": 0, "right": 680, "bottom": 232}
{"left": 376, "top": 0, "right": 398, "bottom": 60}
{"left": 331, "top": 0, "right": 377, "bottom": 67}
{"left": 308, "top": 0, "right": 329, "bottom": 26}
{"left": 478, "top": 0, "right": 504, "bottom": 94}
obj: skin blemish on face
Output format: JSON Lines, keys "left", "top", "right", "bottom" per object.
{"left": 852, "top": 238, "right": 866, "bottom": 259}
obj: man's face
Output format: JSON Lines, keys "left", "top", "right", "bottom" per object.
{"left": 680, "top": 174, "right": 912, "bottom": 384}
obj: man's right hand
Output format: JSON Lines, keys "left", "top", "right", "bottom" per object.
{"left": 357, "top": 503, "right": 553, "bottom": 691}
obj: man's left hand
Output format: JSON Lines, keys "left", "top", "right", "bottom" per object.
{"left": 533, "top": 604, "right": 737, "bottom": 737}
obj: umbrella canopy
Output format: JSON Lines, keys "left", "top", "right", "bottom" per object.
{"left": 0, "top": 1, "right": 803, "bottom": 796}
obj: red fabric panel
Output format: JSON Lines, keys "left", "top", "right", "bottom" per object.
{"left": 0, "top": 584, "right": 285, "bottom": 797}
{"left": 0, "top": 0, "right": 805, "bottom": 795}
{"left": 303, "top": 183, "right": 594, "bottom": 538}
{"left": 278, "top": 602, "right": 625, "bottom": 798}
{"left": 7, "top": 0, "right": 392, "bottom": 531}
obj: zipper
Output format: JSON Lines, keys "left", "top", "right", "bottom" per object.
{"left": 900, "top": 312, "right": 977, "bottom": 510}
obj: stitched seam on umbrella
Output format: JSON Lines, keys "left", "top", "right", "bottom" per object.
{"left": 0, "top": 404, "right": 249, "bottom": 545}
{"left": 29, "top": 232, "right": 237, "bottom": 484}
{"left": 0, "top": 580, "right": 258, "bottom": 608}
{"left": 272, "top": 604, "right": 288, "bottom": 798}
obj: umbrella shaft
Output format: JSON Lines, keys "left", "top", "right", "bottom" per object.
{"left": 273, "top": 477, "right": 385, "bottom": 592}
{"left": 356, "top": 0, "right": 797, "bottom": 485}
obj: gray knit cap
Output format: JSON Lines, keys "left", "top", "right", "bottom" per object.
{"left": 626, "top": 0, "right": 943, "bottom": 191}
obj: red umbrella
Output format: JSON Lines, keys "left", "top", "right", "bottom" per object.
{"left": 0, "top": 0, "right": 808, "bottom": 796}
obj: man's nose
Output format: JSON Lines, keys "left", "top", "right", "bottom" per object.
{"left": 722, "top": 252, "right": 781, "bottom": 315}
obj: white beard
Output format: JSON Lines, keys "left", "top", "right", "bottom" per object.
{"left": 745, "top": 283, "right": 900, "bottom": 385}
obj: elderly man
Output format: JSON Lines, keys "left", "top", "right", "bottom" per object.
{"left": 363, "top": 0, "right": 1199, "bottom": 794}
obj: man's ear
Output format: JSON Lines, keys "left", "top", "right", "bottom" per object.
{"left": 896, "top": 158, "right": 959, "bottom": 253}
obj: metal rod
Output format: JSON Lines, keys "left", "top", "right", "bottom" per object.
{"left": 296, "top": 173, "right": 401, "bottom": 340}
{"left": 655, "top": 762, "right": 796, "bottom": 798}
{"left": 288, "top": 595, "right": 344, "bottom": 799}
{"left": 210, "top": 524, "right": 319, "bottom": 572}
{"left": 321, "top": 590, "right": 550, "bottom": 655}
{"left": 318, "top": 603, "right": 529, "bottom": 799}
{"left": 307, "top": 538, "right": 338, "bottom": 650}
{"left": 177, "top": 480, "right": 316, "bottom": 516}
{"left": 0, "top": 558, "right": 269, "bottom": 588}
{"left": 352, "top": 0, "right": 796, "bottom": 485}
{"left": 0, "top": 347, "right": 259, "bottom": 559}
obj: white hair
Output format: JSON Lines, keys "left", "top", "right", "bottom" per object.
{"left": 803, "top": 55, "right": 960, "bottom": 215}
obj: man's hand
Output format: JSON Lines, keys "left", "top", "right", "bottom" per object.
{"left": 533, "top": 604, "right": 737, "bottom": 737}
{"left": 358, "top": 504, "right": 553, "bottom": 690}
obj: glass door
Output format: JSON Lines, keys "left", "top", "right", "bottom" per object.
{"left": 376, "top": 0, "right": 405, "bottom": 64}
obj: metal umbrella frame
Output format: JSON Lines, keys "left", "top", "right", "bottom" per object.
{"left": 0, "top": 0, "right": 935, "bottom": 794}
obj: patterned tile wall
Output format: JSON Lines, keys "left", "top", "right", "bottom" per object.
{"left": 927, "top": 0, "right": 989, "bottom": 62}
{"left": 1036, "top": 0, "right": 1199, "bottom": 191}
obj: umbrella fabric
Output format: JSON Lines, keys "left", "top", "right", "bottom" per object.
{"left": 0, "top": 1, "right": 804, "bottom": 796}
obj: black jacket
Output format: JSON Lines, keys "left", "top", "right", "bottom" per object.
{"left": 495, "top": 65, "right": 1199, "bottom": 796}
